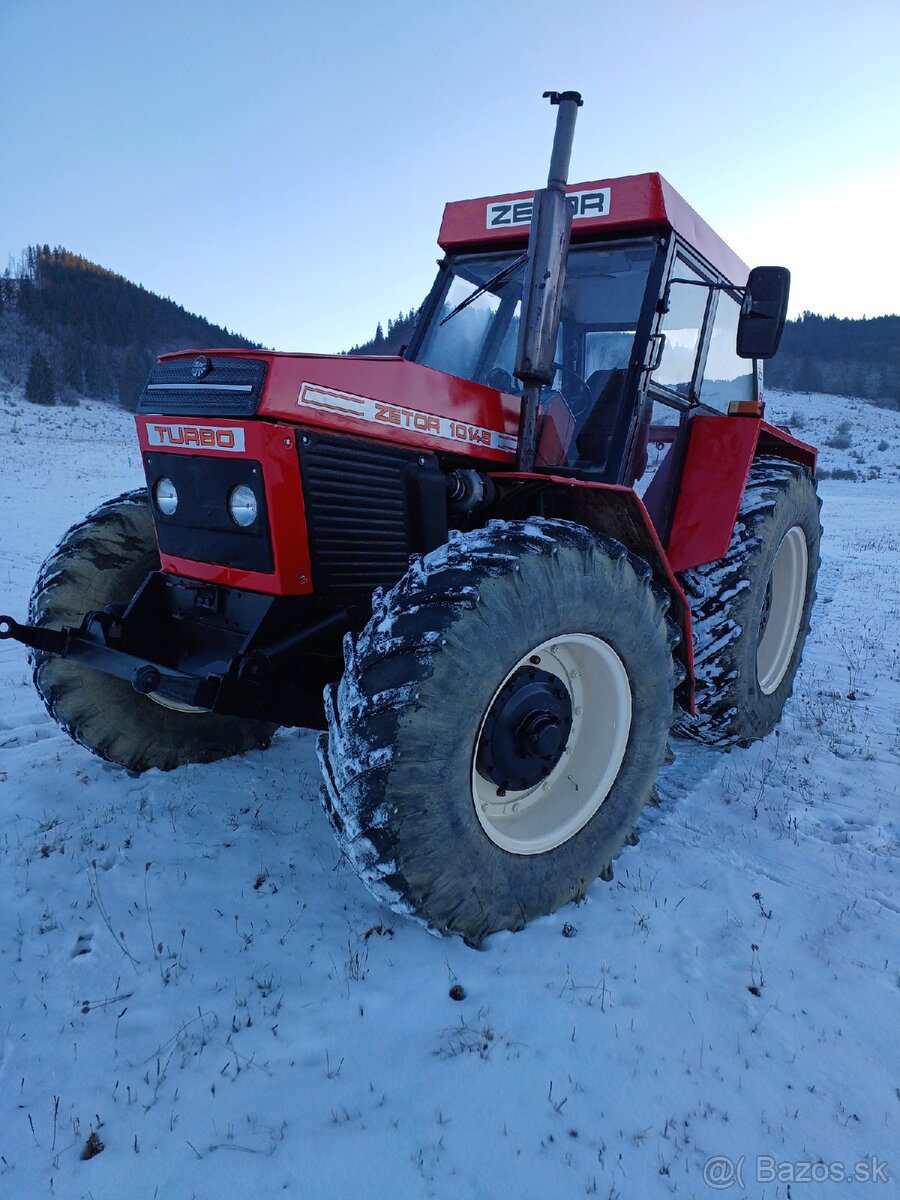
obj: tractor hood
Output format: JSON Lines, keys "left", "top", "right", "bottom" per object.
{"left": 145, "top": 350, "right": 521, "bottom": 464}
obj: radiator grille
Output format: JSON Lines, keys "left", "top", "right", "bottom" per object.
{"left": 136, "top": 355, "right": 268, "bottom": 417}
{"left": 299, "top": 435, "right": 421, "bottom": 593}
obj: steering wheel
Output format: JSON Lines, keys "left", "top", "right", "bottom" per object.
{"left": 550, "top": 363, "right": 593, "bottom": 418}
{"left": 484, "top": 367, "right": 521, "bottom": 394}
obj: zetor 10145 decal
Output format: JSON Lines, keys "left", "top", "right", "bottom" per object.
{"left": 1, "top": 90, "right": 818, "bottom": 946}
{"left": 297, "top": 383, "right": 518, "bottom": 452}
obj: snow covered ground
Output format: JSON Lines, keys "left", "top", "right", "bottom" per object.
{"left": 0, "top": 384, "right": 897, "bottom": 1199}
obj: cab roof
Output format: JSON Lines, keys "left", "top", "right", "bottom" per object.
{"left": 438, "top": 171, "right": 749, "bottom": 286}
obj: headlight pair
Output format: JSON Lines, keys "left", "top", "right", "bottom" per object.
{"left": 153, "top": 478, "right": 258, "bottom": 528}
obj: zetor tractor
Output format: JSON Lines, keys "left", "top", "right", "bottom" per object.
{"left": 2, "top": 93, "right": 820, "bottom": 943}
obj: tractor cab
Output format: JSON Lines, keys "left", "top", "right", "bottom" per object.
{"left": 406, "top": 171, "right": 787, "bottom": 540}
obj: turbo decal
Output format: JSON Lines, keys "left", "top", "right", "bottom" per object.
{"left": 297, "top": 384, "right": 517, "bottom": 453}
{"left": 146, "top": 424, "right": 246, "bottom": 451}
{"left": 486, "top": 186, "right": 612, "bottom": 229}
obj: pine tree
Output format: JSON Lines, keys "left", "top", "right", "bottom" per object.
{"left": 25, "top": 348, "right": 56, "bottom": 405}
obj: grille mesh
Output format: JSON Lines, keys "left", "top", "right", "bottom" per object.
{"left": 300, "top": 436, "right": 419, "bottom": 593}
{"left": 136, "top": 355, "right": 268, "bottom": 417}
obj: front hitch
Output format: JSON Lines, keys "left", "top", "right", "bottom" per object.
{"left": 0, "top": 613, "right": 71, "bottom": 656}
{"left": 0, "top": 609, "right": 221, "bottom": 709}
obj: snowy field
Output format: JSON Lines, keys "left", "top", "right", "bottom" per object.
{"left": 0, "top": 384, "right": 898, "bottom": 1199}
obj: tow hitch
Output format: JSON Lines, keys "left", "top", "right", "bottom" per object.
{"left": 1, "top": 577, "right": 352, "bottom": 727}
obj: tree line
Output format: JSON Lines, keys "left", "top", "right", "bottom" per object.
{"left": 764, "top": 311, "right": 900, "bottom": 408}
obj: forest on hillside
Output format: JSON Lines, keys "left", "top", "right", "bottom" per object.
{"left": 0, "top": 245, "right": 259, "bottom": 408}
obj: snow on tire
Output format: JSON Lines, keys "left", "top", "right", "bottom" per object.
{"left": 677, "top": 456, "right": 821, "bottom": 748}
{"left": 318, "top": 518, "right": 680, "bottom": 944}
{"left": 29, "top": 489, "right": 277, "bottom": 772}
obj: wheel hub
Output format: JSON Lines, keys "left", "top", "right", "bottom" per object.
{"left": 476, "top": 667, "right": 573, "bottom": 791}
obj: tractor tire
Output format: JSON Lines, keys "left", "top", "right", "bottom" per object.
{"left": 318, "top": 518, "right": 679, "bottom": 943}
{"left": 677, "top": 456, "right": 821, "bottom": 748}
{"left": 29, "top": 488, "right": 277, "bottom": 772}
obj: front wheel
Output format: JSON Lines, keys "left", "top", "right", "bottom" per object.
{"left": 318, "top": 519, "right": 680, "bottom": 943}
{"left": 29, "top": 490, "right": 277, "bottom": 772}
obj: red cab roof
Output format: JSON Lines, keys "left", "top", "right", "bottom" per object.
{"left": 438, "top": 171, "right": 749, "bottom": 286}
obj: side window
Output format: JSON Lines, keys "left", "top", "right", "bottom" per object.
{"left": 652, "top": 262, "right": 709, "bottom": 397}
{"left": 700, "top": 292, "right": 754, "bottom": 410}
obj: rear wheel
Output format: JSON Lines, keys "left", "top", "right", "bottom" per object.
{"left": 29, "top": 489, "right": 277, "bottom": 772}
{"left": 678, "top": 457, "right": 821, "bottom": 747}
{"left": 319, "top": 518, "right": 679, "bottom": 943}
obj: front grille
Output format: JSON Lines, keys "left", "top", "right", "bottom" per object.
{"left": 143, "top": 451, "right": 274, "bottom": 573}
{"left": 299, "top": 435, "right": 424, "bottom": 593}
{"left": 137, "top": 356, "right": 268, "bottom": 417}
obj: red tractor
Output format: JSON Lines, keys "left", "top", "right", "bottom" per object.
{"left": 1, "top": 93, "right": 819, "bottom": 943}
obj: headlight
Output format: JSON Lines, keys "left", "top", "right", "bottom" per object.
{"left": 228, "top": 484, "right": 258, "bottom": 527}
{"left": 154, "top": 477, "right": 178, "bottom": 517}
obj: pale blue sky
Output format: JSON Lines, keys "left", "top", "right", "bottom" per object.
{"left": 2, "top": 0, "right": 898, "bottom": 352}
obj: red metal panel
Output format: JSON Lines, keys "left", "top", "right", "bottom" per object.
{"left": 757, "top": 420, "right": 817, "bottom": 471}
{"left": 440, "top": 173, "right": 667, "bottom": 250}
{"left": 439, "top": 172, "right": 750, "bottom": 284}
{"left": 259, "top": 354, "right": 520, "bottom": 463}
{"left": 666, "top": 417, "right": 817, "bottom": 573}
{"left": 135, "top": 415, "right": 313, "bottom": 596}
{"left": 666, "top": 417, "right": 760, "bottom": 573}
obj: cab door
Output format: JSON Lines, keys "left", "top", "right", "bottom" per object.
{"left": 629, "top": 247, "right": 715, "bottom": 542}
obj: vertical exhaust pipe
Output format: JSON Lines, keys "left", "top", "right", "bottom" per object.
{"left": 514, "top": 90, "right": 583, "bottom": 472}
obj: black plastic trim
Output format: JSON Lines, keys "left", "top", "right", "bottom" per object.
{"left": 137, "top": 356, "right": 268, "bottom": 417}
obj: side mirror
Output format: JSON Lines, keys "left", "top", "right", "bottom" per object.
{"left": 736, "top": 266, "right": 790, "bottom": 359}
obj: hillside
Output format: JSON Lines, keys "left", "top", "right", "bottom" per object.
{"left": 0, "top": 246, "right": 261, "bottom": 409}
{"left": 0, "top": 384, "right": 897, "bottom": 1197}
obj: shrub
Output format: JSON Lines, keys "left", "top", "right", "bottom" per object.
{"left": 877, "top": 440, "right": 889, "bottom": 452}
{"left": 825, "top": 433, "right": 852, "bottom": 449}
{"left": 830, "top": 467, "right": 858, "bottom": 481}
{"left": 788, "top": 410, "right": 807, "bottom": 430}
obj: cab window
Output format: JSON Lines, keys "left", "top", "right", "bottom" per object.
{"left": 651, "top": 261, "right": 709, "bottom": 398}
{"left": 700, "top": 291, "right": 754, "bottom": 410}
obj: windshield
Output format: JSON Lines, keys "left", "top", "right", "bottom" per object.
{"left": 413, "top": 242, "right": 654, "bottom": 470}
{"left": 414, "top": 242, "right": 653, "bottom": 399}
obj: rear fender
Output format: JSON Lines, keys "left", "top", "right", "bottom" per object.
{"left": 665, "top": 416, "right": 817, "bottom": 573}
{"left": 492, "top": 473, "right": 695, "bottom": 711}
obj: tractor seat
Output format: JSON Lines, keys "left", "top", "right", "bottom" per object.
{"left": 574, "top": 368, "right": 627, "bottom": 464}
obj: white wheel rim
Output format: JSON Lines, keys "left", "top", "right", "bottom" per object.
{"left": 756, "top": 525, "right": 808, "bottom": 695}
{"left": 471, "top": 634, "right": 632, "bottom": 855}
{"left": 147, "top": 691, "right": 207, "bottom": 715}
